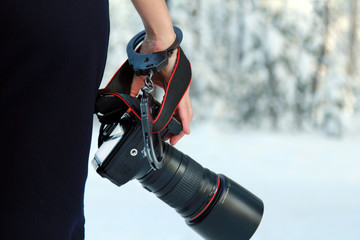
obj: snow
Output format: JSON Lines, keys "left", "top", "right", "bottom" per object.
{"left": 84, "top": 120, "right": 360, "bottom": 240}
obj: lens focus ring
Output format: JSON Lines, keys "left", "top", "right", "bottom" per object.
{"left": 158, "top": 154, "right": 204, "bottom": 210}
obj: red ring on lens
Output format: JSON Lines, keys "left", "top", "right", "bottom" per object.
{"left": 188, "top": 175, "right": 221, "bottom": 221}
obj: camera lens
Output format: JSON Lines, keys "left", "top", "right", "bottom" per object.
{"left": 137, "top": 143, "right": 263, "bottom": 240}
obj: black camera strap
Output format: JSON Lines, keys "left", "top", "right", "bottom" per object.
{"left": 95, "top": 30, "right": 191, "bottom": 135}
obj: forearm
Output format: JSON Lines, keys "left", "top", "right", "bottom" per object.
{"left": 131, "top": 0, "right": 175, "bottom": 51}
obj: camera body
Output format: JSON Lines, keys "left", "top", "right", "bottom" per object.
{"left": 92, "top": 113, "right": 152, "bottom": 186}
{"left": 92, "top": 109, "right": 181, "bottom": 186}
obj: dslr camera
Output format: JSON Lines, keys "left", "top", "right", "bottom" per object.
{"left": 91, "top": 27, "right": 264, "bottom": 240}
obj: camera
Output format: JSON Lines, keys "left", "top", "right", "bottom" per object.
{"left": 92, "top": 110, "right": 264, "bottom": 240}
{"left": 92, "top": 26, "right": 263, "bottom": 239}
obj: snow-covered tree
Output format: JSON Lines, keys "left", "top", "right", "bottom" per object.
{"left": 168, "top": 0, "right": 360, "bottom": 135}
{"left": 104, "top": 0, "right": 360, "bottom": 136}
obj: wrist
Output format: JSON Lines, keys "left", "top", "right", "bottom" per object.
{"left": 143, "top": 27, "right": 176, "bottom": 53}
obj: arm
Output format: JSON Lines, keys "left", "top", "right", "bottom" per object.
{"left": 131, "top": 0, "right": 175, "bottom": 51}
{"left": 131, "top": 0, "right": 193, "bottom": 145}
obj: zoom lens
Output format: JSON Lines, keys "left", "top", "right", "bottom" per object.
{"left": 137, "top": 143, "right": 264, "bottom": 240}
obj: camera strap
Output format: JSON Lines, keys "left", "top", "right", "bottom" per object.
{"left": 95, "top": 35, "right": 191, "bottom": 134}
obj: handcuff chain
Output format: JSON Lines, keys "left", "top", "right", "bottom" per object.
{"left": 142, "top": 70, "right": 154, "bottom": 94}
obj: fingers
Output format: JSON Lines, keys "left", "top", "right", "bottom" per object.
{"left": 169, "top": 90, "right": 193, "bottom": 145}
{"left": 170, "top": 131, "right": 185, "bottom": 145}
{"left": 178, "top": 91, "right": 192, "bottom": 134}
{"left": 130, "top": 75, "right": 145, "bottom": 97}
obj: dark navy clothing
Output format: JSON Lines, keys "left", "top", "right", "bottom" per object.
{"left": 0, "top": 1, "right": 109, "bottom": 239}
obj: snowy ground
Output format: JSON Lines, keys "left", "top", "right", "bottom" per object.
{"left": 84, "top": 120, "right": 360, "bottom": 240}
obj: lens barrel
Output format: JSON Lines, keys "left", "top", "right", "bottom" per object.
{"left": 138, "top": 143, "right": 263, "bottom": 240}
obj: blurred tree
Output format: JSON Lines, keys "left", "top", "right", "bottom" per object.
{"left": 109, "top": 0, "right": 360, "bottom": 135}
{"left": 348, "top": 0, "right": 359, "bottom": 77}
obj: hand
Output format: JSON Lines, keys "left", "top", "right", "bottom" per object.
{"left": 130, "top": 34, "right": 193, "bottom": 145}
